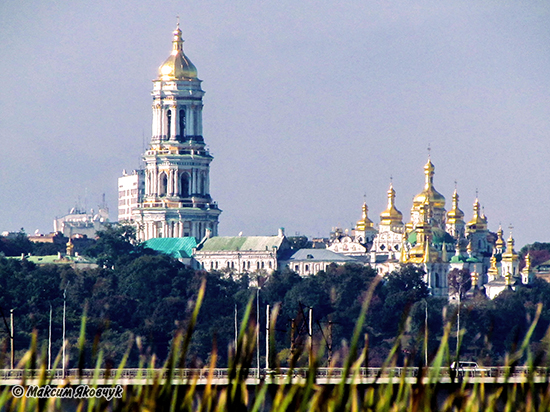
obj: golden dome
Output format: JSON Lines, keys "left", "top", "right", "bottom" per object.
{"left": 356, "top": 202, "right": 374, "bottom": 231}
{"left": 495, "top": 226, "right": 505, "bottom": 250}
{"left": 466, "top": 198, "right": 487, "bottom": 231}
{"left": 412, "top": 159, "right": 446, "bottom": 210}
{"left": 505, "top": 233, "right": 515, "bottom": 254}
{"left": 380, "top": 183, "right": 403, "bottom": 226}
{"left": 158, "top": 25, "right": 198, "bottom": 80}
{"left": 446, "top": 189, "right": 464, "bottom": 223}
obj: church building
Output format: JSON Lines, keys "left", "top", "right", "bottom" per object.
{"left": 329, "top": 157, "right": 532, "bottom": 299}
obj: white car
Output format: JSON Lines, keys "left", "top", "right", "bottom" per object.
{"left": 451, "top": 361, "right": 479, "bottom": 370}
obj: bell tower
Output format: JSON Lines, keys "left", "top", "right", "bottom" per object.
{"left": 132, "top": 24, "right": 221, "bottom": 241}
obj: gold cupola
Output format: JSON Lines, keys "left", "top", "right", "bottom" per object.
{"left": 446, "top": 189, "right": 465, "bottom": 223}
{"left": 158, "top": 24, "right": 198, "bottom": 80}
{"left": 356, "top": 202, "right": 374, "bottom": 231}
{"left": 412, "top": 159, "right": 446, "bottom": 210}
{"left": 380, "top": 183, "right": 403, "bottom": 227}
{"left": 495, "top": 226, "right": 505, "bottom": 252}
{"left": 466, "top": 198, "right": 488, "bottom": 232}
{"left": 408, "top": 199, "right": 438, "bottom": 263}
{"left": 503, "top": 233, "right": 517, "bottom": 258}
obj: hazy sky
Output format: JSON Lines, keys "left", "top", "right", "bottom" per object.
{"left": 0, "top": 1, "right": 549, "bottom": 247}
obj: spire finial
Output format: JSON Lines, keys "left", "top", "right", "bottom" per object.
{"left": 475, "top": 188, "right": 479, "bottom": 199}
{"left": 427, "top": 143, "right": 431, "bottom": 159}
{"left": 177, "top": 15, "right": 180, "bottom": 28}
{"left": 454, "top": 180, "right": 457, "bottom": 190}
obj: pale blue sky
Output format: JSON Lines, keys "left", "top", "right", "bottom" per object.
{"left": 0, "top": 1, "right": 549, "bottom": 247}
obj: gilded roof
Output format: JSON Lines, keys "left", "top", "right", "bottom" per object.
{"left": 446, "top": 189, "right": 465, "bottom": 222}
{"left": 158, "top": 25, "right": 198, "bottom": 80}
{"left": 412, "top": 159, "right": 446, "bottom": 210}
{"left": 356, "top": 202, "right": 374, "bottom": 231}
{"left": 466, "top": 198, "right": 488, "bottom": 230}
{"left": 380, "top": 183, "right": 403, "bottom": 225}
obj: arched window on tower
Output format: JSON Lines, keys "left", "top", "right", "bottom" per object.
{"left": 198, "top": 172, "right": 206, "bottom": 195}
{"left": 180, "top": 172, "right": 190, "bottom": 197}
{"left": 179, "top": 109, "right": 186, "bottom": 140}
{"left": 166, "top": 110, "right": 172, "bottom": 139}
{"left": 159, "top": 173, "right": 168, "bottom": 196}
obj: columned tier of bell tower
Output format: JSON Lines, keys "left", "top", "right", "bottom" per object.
{"left": 151, "top": 79, "right": 204, "bottom": 143}
{"left": 132, "top": 24, "right": 221, "bottom": 242}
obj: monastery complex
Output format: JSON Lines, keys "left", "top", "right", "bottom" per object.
{"left": 116, "top": 24, "right": 533, "bottom": 301}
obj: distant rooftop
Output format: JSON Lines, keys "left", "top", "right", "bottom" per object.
{"left": 145, "top": 237, "right": 197, "bottom": 259}
{"left": 198, "top": 236, "right": 285, "bottom": 252}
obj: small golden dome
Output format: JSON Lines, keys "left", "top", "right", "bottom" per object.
{"left": 501, "top": 232, "right": 518, "bottom": 262}
{"left": 506, "top": 233, "right": 515, "bottom": 253}
{"left": 412, "top": 159, "right": 446, "bottom": 210}
{"left": 158, "top": 25, "right": 198, "bottom": 80}
{"left": 356, "top": 202, "right": 374, "bottom": 231}
{"left": 380, "top": 183, "right": 403, "bottom": 226}
{"left": 446, "top": 189, "right": 464, "bottom": 223}
{"left": 466, "top": 198, "right": 487, "bottom": 230}
{"left": 495, "top": 226, "right": 505, "bottom": 249}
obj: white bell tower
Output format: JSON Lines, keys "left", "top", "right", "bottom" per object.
{"left": 132, "top": 24, "right": 221, "bottom": 241}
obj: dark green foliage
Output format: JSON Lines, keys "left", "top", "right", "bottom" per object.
{"left": 0, "top": 230, "right": 64, "bottom": 257}
{"left": 378, "top": 265, "right": 429, "bottom": 336}
{"left": 286, "top": 235, "right": 312, "bottom": 249}
{"left": 2, "top": 226, "right": 550, "bottom": 372}
{"left": 448, "top": 268, "right": 471, "bottom": 299}
{"left": 519, "top": 242, "right": 550, "bottom": 270}
{"left": 83, "top": 223, "right": 155, "bottom": 268}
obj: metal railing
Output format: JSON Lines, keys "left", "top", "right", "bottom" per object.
{"left": 1, "top": 366, "right": 550, "bottom": 383}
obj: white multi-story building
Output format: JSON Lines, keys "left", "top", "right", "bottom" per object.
{"left": 126, "top": 24, "right": 221, "bottom": 241}
{"left": 54, "top": 205, "right": 109, "bottom": 238}
{"left": 118, "top": 170, "right": 145, "bottom": 222}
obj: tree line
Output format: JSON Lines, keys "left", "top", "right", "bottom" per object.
{"left": 0, "top": 225, "right": 549, "bottom": 368}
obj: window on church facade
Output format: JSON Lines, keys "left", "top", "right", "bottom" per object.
{"left": 179, "top": 109, "right": 186, "bottom": 139}
{"left": 167, "top": 110, "right": 172, "bottom": 139}
{"left": 180, "top": 173, "right": 190, "bottom": 197}
{"left": 159, "top": 173, "right": 168, "bottom": 196}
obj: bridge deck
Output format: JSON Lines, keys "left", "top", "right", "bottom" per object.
{"left": 0, "top": 367, "right": 549, "bottom": 386}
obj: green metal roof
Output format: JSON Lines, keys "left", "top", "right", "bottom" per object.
{"left": 198, "top": 236, "right": 284, "bottom": 252}
{"left": 145, "top": 237, "right": 197, "bottom": 259}
{"left": 450, "top": 255, "right": 467, "bottom": 263}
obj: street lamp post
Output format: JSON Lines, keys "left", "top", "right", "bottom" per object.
{"left": 10, "top": 309, "right": 14, "bottom": 369}
{"left": 62, "top": 282, "right": 69, "bottom": 377}
{"left": 256, "top": 286, "right": 260, "bottom": 379}
{"left": 48, "top": 304, "right": 52, "bottom": 370}
{"left": 424, "top": 299, "right": 428, "bottom": 367}
{"left": 456, "top": 284, "right": 462, "bottom": 357}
